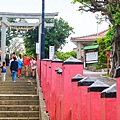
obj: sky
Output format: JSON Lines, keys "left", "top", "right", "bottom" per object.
{"left": 0, "top": 0, "right": 109, "bottom": 52}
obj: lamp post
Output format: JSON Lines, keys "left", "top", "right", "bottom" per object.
{"left": 41, "top": 0, "right": 45, "bottom": 59}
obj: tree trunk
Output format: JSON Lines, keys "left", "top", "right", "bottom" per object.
{"left": 110, "top": 26, "right": 120, "bottom": 77}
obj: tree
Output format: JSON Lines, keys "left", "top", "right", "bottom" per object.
{"left": 93, "top": 27, "right": 115, "bottom": 67}
{"left": 72, "top": 0, "right": 120, "bottom": 77}
{"left": 56, "top": 51, "right": 77, "bottom": 61}
{"left": 24, "top": 18, "right": 74, "bottom": 58}
{"left": 93, "top": 37, "right": 107, "bottom": 67}
{"left": 23, "top": 27, "right": 38, "bottom": 57}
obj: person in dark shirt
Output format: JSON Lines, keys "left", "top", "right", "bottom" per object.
{"left": 5, "top": 51, "right": 10, "bottom": 66}
{"left": 10, "top": 57, "right": 18, "bottom": 82}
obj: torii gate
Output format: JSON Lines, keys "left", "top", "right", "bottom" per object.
{"left": 0, "top": 12, "right": 58, "bottom": 61}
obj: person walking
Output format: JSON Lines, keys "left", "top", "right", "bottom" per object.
{"left": 18, "top": 54, "right": 23, "bottom": 61}
{"left": 17, "top": 57, "right": 23, "bottom": 77}
{"left": 5, "top": 51, "right": 10, "bottom": 66}
{"left": 9, "top": 57, "right": 14, "bottom": 75}
{"left": 0, "top": 50, "right": 2, "bottom": 62}
{"left": 10, "top": 57, "right": 18, "bottom": 82}
{"left": 12, "top": 52, "right": 17, "bottom": 59}
{"left": 23, "top": 54, "right": 30, "bottom": 78}
{"left": 31, "top": 58, "right": 36, "bottom": 79}
{"left": 29, "top": 57, "right": 36, "bottom": 79}
{"left": 0, "top": 61, "right": 6, "bottom": 82}
{"left": 29, "top": 57, "right": 34, "bottom": 77}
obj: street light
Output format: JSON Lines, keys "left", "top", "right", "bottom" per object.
{"left": 40, "top": 0, "right": 45, "bottom": 59}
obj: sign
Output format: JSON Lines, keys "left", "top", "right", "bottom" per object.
{"left": 86, "top": 52, "right": 98, "bottom": 63}
{"left": 49, "top": 46, "right": 54, "bottom": 59}
{"left": 84, "top": 45, "right": 99, "bottom": 64}
{"left": 36, "top": 43, "right": 40, "bottom": 54}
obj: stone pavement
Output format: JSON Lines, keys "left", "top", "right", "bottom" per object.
{"left": 83, "top": 69, "right": 115, "bottom": 85}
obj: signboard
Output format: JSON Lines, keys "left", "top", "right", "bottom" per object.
{"left": 84, "top": 45, "right": 99, "bottom": 64}
{"left": 86, "top": 52, "right": 98, "bottom": 63}
{"left": 36, "top": 43, "right": 40, "bottom": 54}
{"left": 49, "top": 46, "right": 54, "bottom": 59}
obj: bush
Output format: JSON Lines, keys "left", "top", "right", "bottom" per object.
{"left": 56, "top": 51, "right": 77, "bottom": 61}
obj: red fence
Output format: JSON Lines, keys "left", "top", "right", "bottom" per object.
{"left": 37, "top": 56, "right": 117, "bottom": 120}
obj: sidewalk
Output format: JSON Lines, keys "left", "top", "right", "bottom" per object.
{"left": 83, "top": 69, "right": 115, "bottom": 86}
{"left": 83, "top": 69, "right": 107, "bottom": 77}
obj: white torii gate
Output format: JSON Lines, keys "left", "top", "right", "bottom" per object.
{"left": 0, "top": 12, "right": 58, "bottom": 61}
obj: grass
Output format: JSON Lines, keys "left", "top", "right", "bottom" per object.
{"left": 102, "top": 73, "right": 111, "bottom": 77}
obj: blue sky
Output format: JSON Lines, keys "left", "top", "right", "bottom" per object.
{"left": 0, "top": 0, "right": 108, "bottom": 52}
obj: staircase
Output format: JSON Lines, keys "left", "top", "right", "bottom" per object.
{"left": 0, "top": 66, "right": 40, "bottom": 120}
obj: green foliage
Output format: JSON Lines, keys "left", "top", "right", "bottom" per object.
{"left": 93, "top": 37, "right": 107, "bottom": 65}
{"left": 23, "top": 27, "right": 38, "bottom": 58}
{"left": 102, "top": 74, "right": 111, "bottom": 77}
{"left": 56, "top": 51, "right": 77, "bottom": 61}
{"left": 110, "top": 4, "right": 120, "bottom": 26}
{"left": 104, "top": 27, "right": 115, "bottom": 50}
{"left": 69, "top": 50, "right": 77, "bottom": 58}
{"left": 93, "top": 27, "right": 115, "bottom": 69}
{"left": 72, "top": 0, "right": 90, "bottom": 4}
{"left": 45, "top": 18, "right": 74, "bottom": 58}
{"left": 24, "top": 18, "right": 74, "bottom": 58}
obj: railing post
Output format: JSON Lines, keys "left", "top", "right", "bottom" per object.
{"left": 50, "top": 58, "right": 62, "bottom": 120}
{"left": 101, "top": 84, "right": 116, "bottom": 120}
{"left": 78, "top": 77, "right": 94, "bottom": 120}
{"left": 62, "top": 57, "right": 83, "bottom": 120}
{"left": 88, "top": 80, "right": 109, "bottom": 120}
{"left": 71, "top": 74, "right": 83, "bottom": 120}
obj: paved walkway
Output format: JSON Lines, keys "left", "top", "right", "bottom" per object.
{"left": 83, "top": 69, "right": 115, "bottom": 85}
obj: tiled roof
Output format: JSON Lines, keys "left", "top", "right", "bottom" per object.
{"left": 71, "top": 29, "right": 109, "bottom": 41}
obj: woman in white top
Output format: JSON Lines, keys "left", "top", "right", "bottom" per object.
{"left": 29, "top": 57, "right": 36, "bottom": 79}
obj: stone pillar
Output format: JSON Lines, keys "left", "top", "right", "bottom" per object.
{"left": 77, "top": 42, "right": 82, "bottom": 59}
{"left": 1, "top": 17, "right": 6, "bottom": 61}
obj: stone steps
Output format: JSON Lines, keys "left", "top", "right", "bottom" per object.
{"left": 0, "top": 67, "right": 40, "bottom": 119}
{"left": 0, "top": 117, "right": 39, "bottom": 120}
{"left": 0, "top": 100, "right": 39, "bottom": 105}
{"left": 0, "top": 91, "right": 37, "bottom": 94}
{"left": 0, "top": 87, "right": 37, "bottom": 91}
{"left": 0, "top": 82, "right": 37, "bottom": 85}
{"left": 0, "top": 95, "right": 39, "bottom": 100}
{"left": 0, "top": 111, "right": 39, "bottom": 117}
{"left": 0, "top": 105, "right": 39, "bottom": 111}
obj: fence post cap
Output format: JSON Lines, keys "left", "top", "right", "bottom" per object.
{"left": 101, "top": 84, "right": 116, "bottom": 98}
{"left": 72, "top": 74, "right": 83, "bottom": 82}
{"left": 78, "top": 77, "right": 95, "bottom": 86}
{"left": 88, "top": 80, "right": 109, "bottom": 92}
{"left": 116, "top": 67, "right": 120, "bottom": 78}
{"left": 63, "top": 57, "right": 83, "bottom": 65}
{"left": 52, "top": 58, "right": 63, "bottom": 63}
